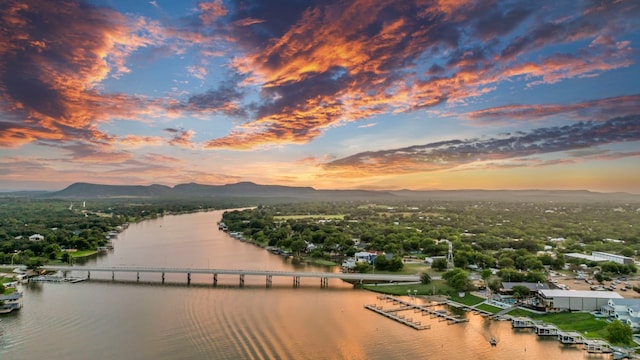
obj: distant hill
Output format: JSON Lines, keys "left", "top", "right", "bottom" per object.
{"left": 30, "top": 182, "right": 640, "bottom": 203}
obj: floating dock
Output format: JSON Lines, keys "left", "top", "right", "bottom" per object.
{"left": 367, "top": 295, "right": 467, "bottom": 330}
{"left": 364, "top": 304, "right": 430, "bottom": 330}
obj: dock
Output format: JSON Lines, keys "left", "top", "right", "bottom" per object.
{"left": 364, "top": 304, "right": 430, "bottom": 330}
{"left": 367, "top": 295, "right": 468, "bottom": 329}
{"left": 511, "top": 316, "right": 538, "bottom": 329}
{"left": 558, "top": 331, "right": 584, "bottom": 344}
{"left": 535, "top": 323, "right": 560, "bottom": 336}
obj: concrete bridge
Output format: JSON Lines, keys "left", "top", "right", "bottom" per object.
{"left": 41, "top": 265, "right": 421, "bottom": 288}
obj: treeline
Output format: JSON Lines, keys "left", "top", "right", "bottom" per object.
{"left": 221, "top": 200, "right": 640, "bottom": 274}
{"left": 0, "top": 198, "right": 242, "bottom": 265}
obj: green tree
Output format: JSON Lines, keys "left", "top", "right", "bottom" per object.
{"left": 420, "top": 272, "right": 431, "bottom": 284}
{"left": 620, "top": 247, "right": 634, "bottom": 257}
{"left": 606, "top": 320, "right": 633, "bottom": 345}
{"left": 431, "top": 258, "right": 448, "bottom": 272}
{"left": 443, "top": 268, "right": 469, "bottom": 292}
{"left": 511, "top": 285, "right": 531, "bottom": 299}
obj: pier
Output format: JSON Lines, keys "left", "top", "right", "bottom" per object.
{"left": 364, "top": 304, "right": 430, "bottom": 330}
{"left": 365, "top": 295, "right": 467, "bottom": 330}
{"left": 38, "top": 265, "right": 421, "bottom": 288}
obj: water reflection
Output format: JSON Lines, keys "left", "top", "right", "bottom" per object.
{"left": 0, "top": 211, "right": 596, "bottom": 359}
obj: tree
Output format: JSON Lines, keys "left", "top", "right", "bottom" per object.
{"left": 511, "top": 285, "right": 531, "bottom": 299}
{"left": 431, "top": 258, "right": 448, "bottom": 272}
{"left": 606, "top": 320, "right": 633, "bottom": 345}
{"left": 420, "top": 272, "right": 432, "bottom": 284}
{"left": 620, "top": 247, "right": 634, "bottom": 257}
{"left": 443, "top": 268, "right": 469, "bottom": 292}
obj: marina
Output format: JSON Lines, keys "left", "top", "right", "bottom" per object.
{"left": 364, "top": 295, "right": 468, "bottom": 330}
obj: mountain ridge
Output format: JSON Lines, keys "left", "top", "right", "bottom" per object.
{"left": 19, "top": 182, "right": 640, "bottom": 203}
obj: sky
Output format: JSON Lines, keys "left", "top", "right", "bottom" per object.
{"left": 0, "top": 0, "right": 639, "bottom": 193}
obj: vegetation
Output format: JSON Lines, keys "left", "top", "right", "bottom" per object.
{"left": 0, "top": 197, "right": 245, "bottom": 266}
{"left": 605, "top": 320, "right": 633, "bottom": 345}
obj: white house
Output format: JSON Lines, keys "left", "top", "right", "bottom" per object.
{"left": 28, "top": 234, "right": 44, "bottom": 242}
{"left": 601, "top": 298, "right": 640, "bottom": 329}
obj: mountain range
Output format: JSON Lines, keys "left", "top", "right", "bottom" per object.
{"left": 8, "top": 182, "right": 637, "bottom": 203}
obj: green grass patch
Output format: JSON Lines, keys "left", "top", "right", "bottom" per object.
{"left": 506, "top": 309, "right": 610, "bottom": 340}
{"left": 448, "top": 292, "right": 485, "bottom": 306}
{"left": 308, "top": 259, "right": 338, "bottom": 266}
{"left": 475, "top": 303, "right": 503, "bottom": 314}
{"left": 362, "top": 279, "right": 453, "bottom": 296}
{"left": 70, "top": 250, "right": 98, "bottom": 258}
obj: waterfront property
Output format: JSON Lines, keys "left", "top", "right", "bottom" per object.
{"left": 601, "top": 298, "right": 640, "bottom": 329}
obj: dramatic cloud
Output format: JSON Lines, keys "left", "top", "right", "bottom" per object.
{"left": 191, "top": 0, "right": 638, "bottom": 149}
{"left": 0, "top": 0, "right": 164, "bottom": 148}
{"left": 467, "top": 95, "right": 640, "bottom": 123}
{"left": 322, "top": 115, "right": 640, "bottom": 177}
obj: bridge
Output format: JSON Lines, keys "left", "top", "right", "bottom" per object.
{"left": 40, "top": 265, "right": 421, "bottom": 288}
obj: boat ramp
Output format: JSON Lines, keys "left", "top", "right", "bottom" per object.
{"left": 364, "top": 295, "right": 467, "bottom": 330}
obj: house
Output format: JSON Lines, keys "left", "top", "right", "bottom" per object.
{"left": 354, "top": 251, "right": 377, "bottom": 264}
{"left": 601, "top": 298, "right": 640, "bottom": 329}
{"left": 28, "top": 234, "right": 44, "bottom": 242}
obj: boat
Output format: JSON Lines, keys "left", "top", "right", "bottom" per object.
{"left": 0, "top": 290, "right": 23, "bottom": 314}
{"left": 489, "top": 337, "right": 497, "bottom": 346}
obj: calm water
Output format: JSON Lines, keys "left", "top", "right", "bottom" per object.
{"left": 0, "top": 211, "right": 595, "bottom": 359}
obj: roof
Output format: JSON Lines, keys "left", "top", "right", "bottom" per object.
{"left": 564, "top": 253, "right": 606, "bottom": 262}
{"left": 538, "top": 289, "right": 624, "bottom": 299}
{"left": 609, "top": 298, "right": 640, "bottom": 306}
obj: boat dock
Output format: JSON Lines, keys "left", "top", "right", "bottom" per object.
{"left": 364, "top": 304, "right": 430, "bottom": 330}
{"left": 366, "top": 295, "right": 467, "bottom": 330}
{"left": 509, "top": 316, "right": 619, "bottom": 355}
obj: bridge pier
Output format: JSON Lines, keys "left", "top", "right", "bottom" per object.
{"left": 87, "top": 271, "right": 90, "bottom": 280}
{"left": 112, "top": 271, "right": 115, "bottom": 281}
{"left": 266, "top": 275, "right": 272, "bottom": 288}
{"left": 137, "top": 272, "right": 140, "bottom": 282}
{"left": 187, "top": 273, "right": 191, "bottom": 285}
{"left": 321, "top": 277, "right": 328, "bottom": 288}
{"left": 213, "top": 274, "right": 217, "bottom": 287}
{"left": 239, "top": 274, "right": 245, "bottom": 287}
{"left": 162, "top": 272, "right": 165, "bottom": 284}
{"left": 293, "top": 276, "right": 300, "bottom": 288}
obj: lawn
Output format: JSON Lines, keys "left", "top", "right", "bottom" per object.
{"left": 506, "top": 308, "right": 610, "bottom": 339}
{"left": 448, "top": 292, "right": 485, "bottom": 306}
{"left": 475, "top": 303, "right": 503, "bottom": 314}
{"left": 362, "top": 279, "right": 454, "bottom": 296}
{"left": 70, "top": 250, "right": 98, "bottom": 258}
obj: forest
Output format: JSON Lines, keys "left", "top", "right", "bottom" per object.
{"left": 220, "top": 200, "right": 640, "bottom": 277}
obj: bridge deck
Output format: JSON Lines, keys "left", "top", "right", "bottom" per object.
{"left": 40, "top": 265, "right": 421, "bottom": 283}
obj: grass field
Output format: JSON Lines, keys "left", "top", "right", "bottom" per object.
{"left": 362, "top": 279, "right": 454, "bottom": 296}
{"left": 506, "top": 308, "right": 610, "bottom": 340}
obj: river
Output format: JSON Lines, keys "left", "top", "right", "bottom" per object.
{"left": 0, "top": 210, "right": 593, "bottom": 359}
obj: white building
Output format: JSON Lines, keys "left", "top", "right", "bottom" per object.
{"left": 537, "top": 289, "right": 623, "bottom": 311}
{"left": 28, "top": 234, "right": 44, "bottom": 241}
{"left": 591, "top": 251, "right": 634, "bottom": 265}
{"left": 601, "top": 298, "right": 640, "bottom": 329}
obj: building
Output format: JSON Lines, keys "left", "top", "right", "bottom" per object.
{"left": 537, "top": 289, "right": 623, "bottom": 311}
{"left": 564, "top": 251, "right": 633, "bottom": 265}
{"left": 601, "top": 298, "right": 640, "bottom": 329}
{"left": 28, "top": 234, "right": 44, "bottom": 241}
{"left": 499, "top": 282, "right": 550, "bottom": 295}
{"left": 591, "top": 251, "right": 634, "bottom": 265}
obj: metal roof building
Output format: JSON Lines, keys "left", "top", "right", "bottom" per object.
{"left": 537, "top": 289, "right": 623, "bottom": 311}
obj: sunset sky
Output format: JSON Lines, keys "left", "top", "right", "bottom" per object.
{"left": 1, "top": 0, "right": 639, "bottom": 193}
